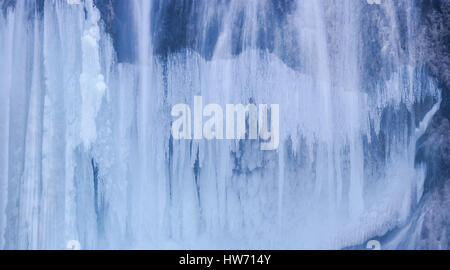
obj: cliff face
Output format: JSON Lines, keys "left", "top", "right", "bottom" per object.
{"left": 406, "top": 115, "right": 450, "bottom": 249}
{"left": 418, "top": 0, "right": 450, "bottom": 117}
{"left": 390, "top": 0, "right": 450, "bottom": 249}
{"left": 418, "top": 0, "right": 450, "bottom": 203}
{"left": 416, "top": 0, "right": 450, "bottom": 194}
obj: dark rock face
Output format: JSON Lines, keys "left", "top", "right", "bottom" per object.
{"left": 416, "top": 115, "right": 450, "bottom": 192}
{"left": 417, "top": 0, "right": 450, "bottom": 117}
{"left": 359, "top": 1, "right": 411, "bottom": 92}
{"left": 393, "top": 0, "right": 450, "bottom": 249}
{"left": 94, "top": 0, "right": 136, "bottom": 63}
{"left": 416, "top": 0, "right": 450, "bottom": 205}
{"left": 406, "top": 114, "right": 450, "bottom": 249}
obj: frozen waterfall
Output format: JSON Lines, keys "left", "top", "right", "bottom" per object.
{"left": 0, "top": 0, "right": 441, "bottom": 249}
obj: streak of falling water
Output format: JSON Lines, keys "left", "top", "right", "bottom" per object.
{"left": 0, "top": 0, "right": 14, "bottom": 250}
{"left": 132, "top": 0, "right": 154, "bottom": 245}
{"left": 341, "top": 0, "right": 365, "bottom": 218}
